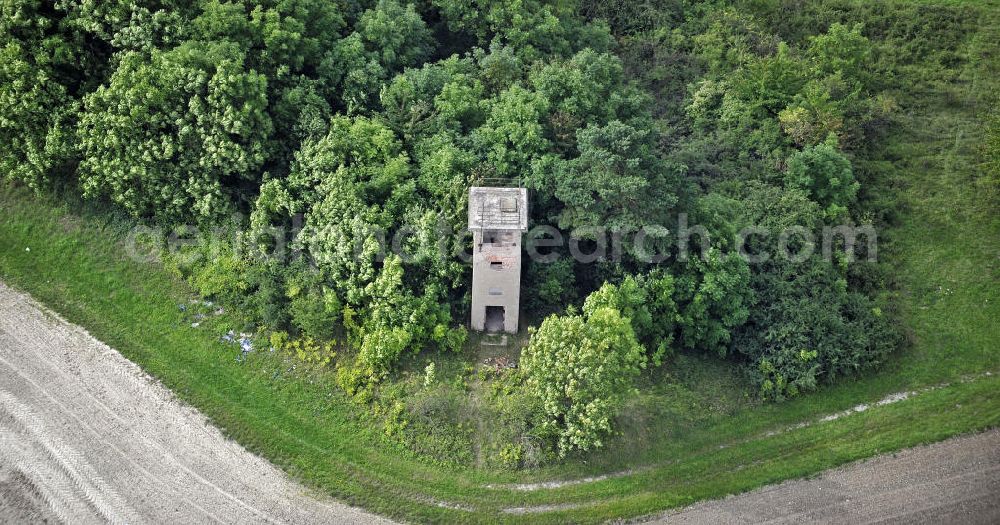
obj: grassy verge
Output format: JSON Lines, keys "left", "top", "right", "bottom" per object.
{"left": 1, "top": 1, "right": 998, "bottom": 522}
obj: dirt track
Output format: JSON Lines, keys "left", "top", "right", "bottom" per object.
{"left": 0, "top": 282, "right": 392, "bottom": 524}
{"left": 653, "top": 428, "right": 1000, "bottom": 524}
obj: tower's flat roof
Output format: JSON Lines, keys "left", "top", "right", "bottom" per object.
{"left": 468, "top": 187, "right": 528, "bottom": 231}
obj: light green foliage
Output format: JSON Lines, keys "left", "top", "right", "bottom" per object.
{"left": 336, "top": 0, "right": 433, "bottom": 111}
{"left": 193, "top": 0, "right": 345, "bottom": 78}
{"left": 78, "top": 42, "right": 271, "bottom": 221}
{"left": 191, "top": 0, "right": 344, "bottom": 167}
{"left": 355, "top": 255, "right": 453, "bottom": 379}
{"left": 0, "top": 0, "right": 84, "bottom": 191}
{"left": 285, "top": 116, "right": 408, "bottom": 293}
{"left": 775, "top": 23, "right": 875, "bottom": 148}
{"left": 806, "top": 23, "right": 871, "bottom": 85}
{"left": 380, "top": 56, "right": 483, "bottom": 140}
{"left": 354, "top": 0, "right": 433, "bottom": 73}
{"left": 430, "top": 0, "right": 580, "bottom": 60}
{"left": 674, "top": 249, "right": 753, "bottom": 357}
{"left": 693, "top": 10, "right": 780, "bottom": 75}
{"left": 784, "top": 135, "right": 859, "bottom": 219}
{"left": 191, "top": 253, "right": 251, "bottom": 303}
{"left": 287, "top": 281, "right": 340, "bottom": 341}
{"left": 423, "top": 361, "right": 436, "bottom": 387}
{"left": 257, "top": 116, "right": 465, "bottom": 379}
{"left": 731, "top": 43, "right": 808, "bottom": 119}
{"left": 528, "top": 49, "right": 645, "bottom": 148}
{"left": 271, "top": 331, "right": 337, "bottom": 367}
{"left": 0, "top": 41, "right": 75, "bottom": 190}
{"left": 473, "top": 84, "right": 550, "bottom": 179}
{"left": 521, "top": 306, "right": 646, "bottom": 456}
{"left": 56, "top": 0, "right": 181, "bottom": 44}
{"left": 583, "top": 272, "right": 677, "bottom": 365}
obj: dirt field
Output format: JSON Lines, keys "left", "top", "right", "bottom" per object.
{"left": 0, "top": 282, "right": 392, "bottom": 524}
{"left": 653, "top": 428, "right": 1000, "bottom": 524}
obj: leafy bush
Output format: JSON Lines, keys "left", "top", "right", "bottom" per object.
{"left": 0, "top": 41, "right": 76, "bottom": 191}
{"left": 583, "top": 272, "right": 677, "bottom": 365}
{"left": 673, "top": 249, "right": 754, "bottom": 357}
{"left": 784, "top": 135, "right": 860, "bottom": 219}
{"left": 191, "top": 254, "right": 251, "bottom": 306}
{"left": 736, "top": 258, "right": 902, "bottom": 400}
{"left": 521, "top": 306, "right": 646, "bottom": 456}
{"left": 77, "top": 42, "right": 271, "bottom": 222}
{"left": 287, "top": 282, "right": 341, "bottom": 341}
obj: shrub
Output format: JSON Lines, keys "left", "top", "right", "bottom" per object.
{"left": 784, "top": 135, "right": 859, "bottom": 219}
{"left": 191, "top": 254, "right": 251, "bottom": 305}
{"left": 583, "top": 272, "right": 677, "bottom": 365}
{"left": 736, "top": 258, "right": 902, "bottom": 400}
{"left": 673, "top": 249, "right": 754, "bottom": 357}
{"left": 287, "top": 285, "right": 341, "bottom": 341}
{"left": 521, "top": 306, "right": 646, "bottom": 456}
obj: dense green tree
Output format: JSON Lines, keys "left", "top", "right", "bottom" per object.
{"left": 355, "top": 255, "right": 461, "bottom": 380}
{"left": 784, "top": 135, "right": 859, "bottom": 219}
{"left": 545, "top": 120, "right": 683, "bottom": 234}
{"left": 0, "top": 41, "right": 76, "bottom": 190}
{"left": 337, "top": 0, "right": 434, "bottom": 112}
{"left": 192, "top": 0, "right": 344, "bottom": 78}
{"left": 276, "top": 116, "right": 410, "bottom": 297}
{"left": 806, "top": 23, "right": 871, "bottom": 85}
{"left": 673, "top": 249, "right": 753, "bottom": 356}
{"left": 380, "top": 56, "right": 483, "bottom": 141}
{"left": 736, "top": 257, "right": 900, "bottom": 400}
{"left": 78, "top": 42, "right": 271, "bottom": 221}
{"left": 521, "top": 306, "right": 646, "bottom": 456}
{"left": 430, "top": 0, "right": 579, "bottom": 60}
{"left": 472, "top": 84, "right": 550, "bottom": 180}
{"left": 0, "top": 0, "right": 95, "bottom": 190}
{"left": 528, "top": 49, "right": 648, "bottom": 151}
{"left": 583, "top": 272, "right": 676, "bottom": 365}
{"left": 253, "top": 115, "right": 465, "bottom": 381}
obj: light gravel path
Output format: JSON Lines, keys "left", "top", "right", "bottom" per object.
{"left": 652, "top": 427, "right": 1000, "bottom": 524}
{"left": 0, "top": 282, "right": 393, "bottom": 524}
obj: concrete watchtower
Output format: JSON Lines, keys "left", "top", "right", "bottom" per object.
{"left": 468, "top": 187, "right": 528, "bottom": 333}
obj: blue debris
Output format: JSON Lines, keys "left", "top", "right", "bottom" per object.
{"left": 178, "top": 304, "right": 187, "bottom": 312}
{"left": 222, "top": 330, "right": 255, "bottom": 362}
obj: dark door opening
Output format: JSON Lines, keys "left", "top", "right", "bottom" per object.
{"left": 484, "top": 306, "right": 505, "bottom": 333}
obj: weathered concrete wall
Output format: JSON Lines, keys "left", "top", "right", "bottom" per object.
{"left": 470, "top": 230, "right": 521, "bottom": 333}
